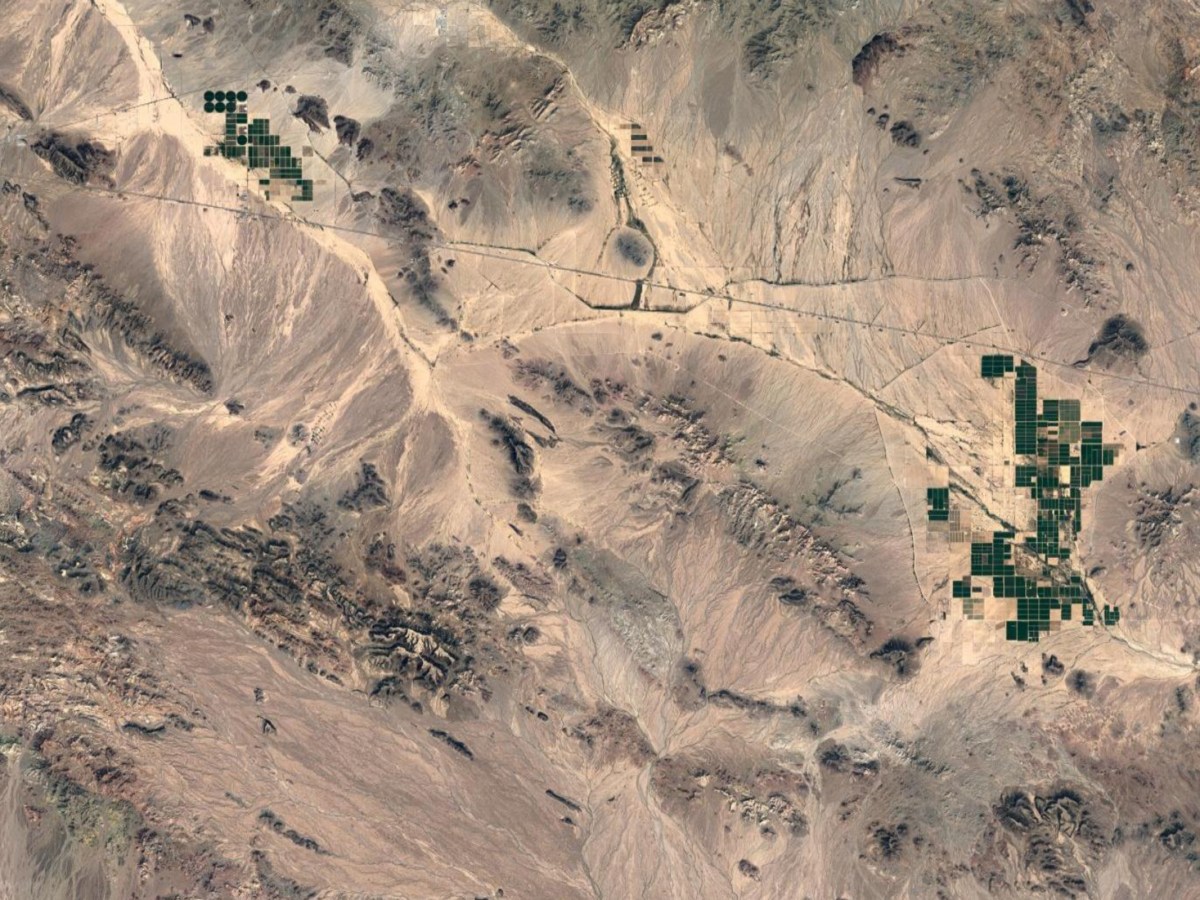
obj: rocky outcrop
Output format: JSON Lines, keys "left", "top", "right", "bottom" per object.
{"left": 30, "top": 133, "right": 115, "bottom": 185}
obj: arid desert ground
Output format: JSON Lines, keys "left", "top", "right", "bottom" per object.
{"left": 1, "top": 0, "right": 1200, "bottom": 897}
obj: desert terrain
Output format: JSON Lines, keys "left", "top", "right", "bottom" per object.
{"left": 1, "top": 0, "right": 1199, "bottom": 897}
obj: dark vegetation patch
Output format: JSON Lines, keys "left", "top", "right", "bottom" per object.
{"left": 1041, "top": 653, "right": 1065, "bottom": 677}
{"left": 31, "top": 133, "right": 115, "bottom": 185}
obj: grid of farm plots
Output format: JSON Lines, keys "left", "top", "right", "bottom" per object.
{"left": 926, "top": 355, "right": 1121, "bottom": 642}
{"left": 202, "top": 89, "right": 314, "bottom": 202}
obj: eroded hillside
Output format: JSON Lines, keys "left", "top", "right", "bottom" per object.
{"left": 1, "top": 0, "right": 1198, "bottom": 897}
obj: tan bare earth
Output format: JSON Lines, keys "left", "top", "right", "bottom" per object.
{"left": 1, "top": 1, "right": 1199, "bottom": 897}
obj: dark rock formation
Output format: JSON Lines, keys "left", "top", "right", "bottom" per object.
{"left": 377, "top": 188, "right": 450, "bottom": 324}
{"left": 989, "top": 784, "right": 1115, "bottom": 895}
{"left": 869, "top": 636, "right": 929, "bottom": 678}
{"left": 0, "top": 83, "right": 32, "bottom": 119}
{"left": 1081, "top": 315, "right": 1149, "bottom": 368}
{"left": 31, "top": 133, "right": 115, "bottom": 185}
{"left": 481, "top": 410, "right": 537, "bottom": 495}
{"left": 429, "top": 728, "right": 473, "bottom": 759}
{"left": 1068, "top": 669, "right": 1095, "bottom": 697}
{"left": 337, "top": 461, "right": 390, "bottom": 511}
{"left": 51, "top": 413, "right": 93, "bottom": 454}
{"left": 258, "top": 810, "right": 326, "bottom": 854}
{"left": 333, "top": 114, "right": 360, "bottom": 146}
{"left": 1176, "top": 406, "right": 1200, "bottom": 461}
{"left": 890, "top": 120, "right": 921, "bottom": 147}
{"left": 95, "top": 426, "right": 183, "bottom": 504}
{"left": 292, "top": 95, "right": 330, "bottom": 131}
{"left": 615, "top": 230, "right": 652, "bottom": 266}
{"left": 852, "top": 33, "right": 902, "bottom": 87}
{"left": 651, "top": 753, "right": 809, "bottom": 840}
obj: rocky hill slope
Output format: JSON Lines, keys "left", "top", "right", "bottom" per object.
{"left": 1, "top": 0, "right": 1198, "bottom": 897}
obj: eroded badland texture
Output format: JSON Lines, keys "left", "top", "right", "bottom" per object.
{"left": 1, "top": 1, "right": 1199, "bottom": 897}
